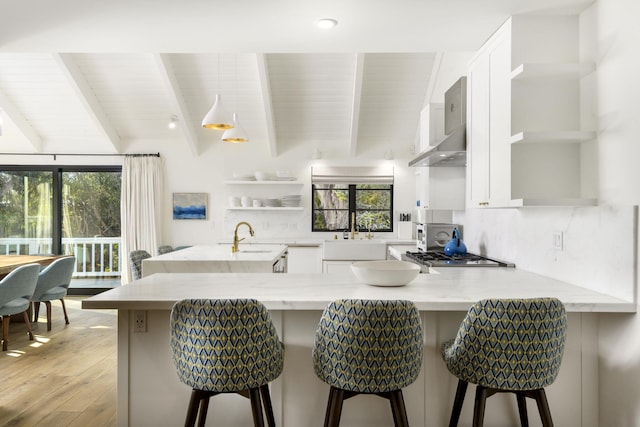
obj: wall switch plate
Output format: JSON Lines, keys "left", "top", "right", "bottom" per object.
{"left": 553, "top": 231, "right": 564, "bottom": 251}
{"left": 133, "top": 310, "right": 147, "bottom": 333}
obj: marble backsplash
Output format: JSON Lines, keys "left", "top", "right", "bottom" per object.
{"left": 454, "top": 205, "right": 637, "bottom": 302}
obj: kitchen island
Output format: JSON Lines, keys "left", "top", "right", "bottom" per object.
{"left": 83, "top": 269, "right": 635, "bottom": 427}
{"left": 141, "top": 243, "right": 288, "bottom": 277}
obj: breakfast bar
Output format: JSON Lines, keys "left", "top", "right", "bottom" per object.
{"left": 83, "top": 269, "right": 635, "bottom": 427}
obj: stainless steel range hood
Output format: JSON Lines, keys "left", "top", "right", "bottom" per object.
{"left": 408, "top": 125, "right": 466, "bottom": 167}
{"left": 409, "top": 76, "right": 467, "bottom": 168}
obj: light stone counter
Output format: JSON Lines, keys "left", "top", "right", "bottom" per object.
{"left": 83, "top": 269, "right": 634, "bottom": 427}
{"left": 141, "top": 244, "right": 287, "bottom": 277}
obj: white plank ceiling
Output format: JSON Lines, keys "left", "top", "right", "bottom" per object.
{"left": 0, "top": 0, "right": 593, "bottom": 158}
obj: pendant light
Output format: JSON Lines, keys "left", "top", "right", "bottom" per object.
{"left": 222, "top": 113, "right": 249, "bottom": 143}
{"left": 222, "top": 55, "right": 249, "bottom": 143}
{"left": 202, "top": 55, "right": 234, "bottom": 130}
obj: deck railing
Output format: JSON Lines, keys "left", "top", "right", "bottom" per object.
{"left": 0, "top": 237, "right": 121, "bottom": 278}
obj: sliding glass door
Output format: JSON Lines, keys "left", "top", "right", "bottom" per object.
{"left": 0, "top": 165, "right": 121, "bottom": 291}
{"left": 61, "top": 170, "right": 121, "bottom": 285}
{"left": 0, "top": 170, "right": 54, "bottom": 255}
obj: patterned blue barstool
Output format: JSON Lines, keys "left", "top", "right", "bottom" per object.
{"left": 312, "top": 299, "right": 423, "bottom": 427}
{"left": 170, "top": 298, "right": 284, "bottom": 427}
{"left": 441, "top": 297, "right": 567, "bottom": 427}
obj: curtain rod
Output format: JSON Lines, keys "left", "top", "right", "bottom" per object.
{"left": 0, "top": 152, "right": 160, "bottom": 160}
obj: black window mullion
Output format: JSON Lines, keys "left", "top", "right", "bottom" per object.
{"left": 348, "top": 184, "right": 356, "bottom": 231}
{"left": 52, "top": 168, "right": 63, "bottom": 254}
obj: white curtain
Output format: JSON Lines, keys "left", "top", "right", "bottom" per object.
{"left": 121, "top": 155, "right": 164, "bottom": 284}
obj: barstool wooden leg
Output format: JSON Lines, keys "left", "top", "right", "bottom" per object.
{"left": 185, "top": 389, "right": 202, "bottom": 427}
{"left": 260, "top": 384, "right": 276, "bottom": 427}
{"left": 323, "top": 387, "right": 337, "bottom": 427}
{"left": 516, "top": 392, "right": 529, "bottom": 427}
{"left": 327, "top": 387, "right": 345, "bottom": 427}
{"left": 389, "top": 390, "right": 409, "bottom": 427}
{"left": 196, "top": 396, "right": 210, "bottom": 427}
{"left": 249, "top": 387, "right": 265, "bottom": 427}
{"left": 473, "top": 386, "right": 488, "bottom": 427}
{"left": 449, "top": 380, "right": 468, "bottom": 427}
{"left": 534, "top": 389, "right": 554, "bottom": 427}
{"left": 61, "top": 298, "right": 70, "bottom": 324}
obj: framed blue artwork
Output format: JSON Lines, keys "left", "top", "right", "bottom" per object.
{"left": 173, "top": 193, "right": 208, "bottom": 220}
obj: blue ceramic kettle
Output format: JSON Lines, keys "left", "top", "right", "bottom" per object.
{"left": 444, "top": 227, "right": 467, "bottom": 256}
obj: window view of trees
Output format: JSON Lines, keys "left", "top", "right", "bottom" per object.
{"left": 62, "top": 172, "right": 121, "bottom": 239}
{"left": 0, "top": 167, "right": 121, "bottom": 278}
{"left": 312, "top": 184, "right": 393, "bottom": 232}
{"left": 0, "top": 171, "right": 52, "bottom": 244}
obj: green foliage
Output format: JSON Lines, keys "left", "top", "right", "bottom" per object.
{"left": 0, "top": 170, "right": 121, "bottom": 239}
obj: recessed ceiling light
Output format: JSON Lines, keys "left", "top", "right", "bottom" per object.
{"left": 317, "top": 18, "right": 338, "bottom": 29}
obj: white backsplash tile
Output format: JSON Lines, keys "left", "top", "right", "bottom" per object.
{"left": 454, "top": 205, "right": 637, "bottom": 301}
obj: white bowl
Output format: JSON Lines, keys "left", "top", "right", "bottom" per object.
{"left": 350, "top": 260, "right": 421, "bottom": 287}
{"left": 254, "top": 171, "right": 271, "bottom": 181}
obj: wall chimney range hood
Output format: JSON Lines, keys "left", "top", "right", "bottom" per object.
{"left": 409, "top": 76, "right": 467, "bottom": 168}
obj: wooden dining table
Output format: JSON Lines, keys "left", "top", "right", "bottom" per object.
{"left": 0, "top": 254, "right": 62, "bottom": 279}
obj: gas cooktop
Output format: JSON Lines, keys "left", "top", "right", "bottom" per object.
{"left": 403, "top": 251, "right": 513, "bottom": 268}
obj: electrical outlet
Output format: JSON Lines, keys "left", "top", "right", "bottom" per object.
{"left": 553, "top": 231, "right": 564, "bottom": 251}
{"left": 133, "top": 310, "right": 147, "bottom": 333}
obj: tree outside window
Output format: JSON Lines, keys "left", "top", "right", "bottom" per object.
{"left": 312, "top": 184, "right": 393, "bottom": 232}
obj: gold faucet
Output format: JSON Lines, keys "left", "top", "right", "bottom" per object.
{"left": 231, "top": 221, "right": 255, "bottom": 252}
{"left": 365, "top": 219, "right": 373, "bottom": 239}
{"left": 350, "top": 212, "right": 359, "bottom": 240}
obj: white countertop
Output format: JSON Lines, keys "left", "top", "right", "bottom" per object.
{"left": 141, "top": 244, "right": 288, "bottom": 276}
{"left": 83, "top": 267, "right": 635, "bottom": 313}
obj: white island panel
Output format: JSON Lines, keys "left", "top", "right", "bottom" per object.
{"left": 141, "top": 244, "right": 287, "bottom": 276}
{"left": 83, "top": 270, "right": 634, "bottom": 427}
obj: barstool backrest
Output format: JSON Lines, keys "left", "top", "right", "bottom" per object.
{"left": 313, "top": 299, "right": 423, "bottom": 393}
{"left": 444, "top": 297, "right": 567, "bottom": 391}
{"left": 170, "top": 298, "right": 284, "bottom": 393}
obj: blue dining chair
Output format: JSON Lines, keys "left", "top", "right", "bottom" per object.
{"left": 31, "top": 256, "right": 76, "bottom": 331}
{"left": 0, "top": 263, "right": 41, "bottom": 351}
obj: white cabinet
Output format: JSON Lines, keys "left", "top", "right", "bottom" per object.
{"left": 287, "top": 246, "right": 322, "bottom": 274}
{"left": 225, "top": 180, "right": 304, "bottom": 211}
{"left": 322, "top": 260, "right": 355, "bottom": 274}
{"left": 467, "top": 15, "right": 597, "bottom": 208}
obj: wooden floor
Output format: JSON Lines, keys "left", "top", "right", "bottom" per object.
{"left": 0, "top": 297, "right": 117, "bottom": 426}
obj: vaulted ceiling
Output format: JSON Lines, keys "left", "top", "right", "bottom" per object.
{"left": 0, "top": 0, "right": 593, "bottom": 158}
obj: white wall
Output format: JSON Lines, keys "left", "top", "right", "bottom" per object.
{"left": 450, "top": 1, "right": 640, "bottom": 425}
{"left": 124, "top": 138, "right": 416, "bottom": 244}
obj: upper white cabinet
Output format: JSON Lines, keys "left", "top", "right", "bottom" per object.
{"left": 467, "top": 15, "right": 597, "bottom": 208}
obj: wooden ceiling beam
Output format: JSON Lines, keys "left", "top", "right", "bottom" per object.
{"left": 256, "top": 54, "right": 277, "bottom": 157}
{"left": 53, "top": 53, "right": 121, "bottom": 152}
{"left": 153, "top": 53, "right": 200, "bottom": 156}
{"left": 348, "top": 53, "right": 364, "bottom": 158}
{"left": 0, "top": 89, "right": 42, "bottom": 151}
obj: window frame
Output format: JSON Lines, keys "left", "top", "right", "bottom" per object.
{"left": 0, "top": 164, "right": 122, "bottom": 254}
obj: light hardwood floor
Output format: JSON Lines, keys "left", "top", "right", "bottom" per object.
{"left": 0, "top": 297, "right": 117, "bottom": 426}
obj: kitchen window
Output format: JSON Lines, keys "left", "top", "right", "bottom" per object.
{"left": 312, "top": 183, "right": 393, "bottom": 232}
{"left": 310, "top": 166, "right": 394, "bottom": 233}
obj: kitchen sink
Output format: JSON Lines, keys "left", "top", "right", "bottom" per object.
{"left": 322, "top": 239, "right": 387, "bottom": 261}
{"left": 238, "top": 249, "right": 272, "bottom": 253}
